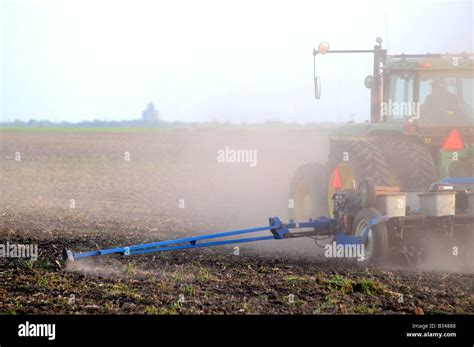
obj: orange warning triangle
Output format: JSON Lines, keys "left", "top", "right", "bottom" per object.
{"left": 443, "top": 129, "right": 464, "bottom": 151}
{"left": 332, "top": 165, "right": 342, "bottom": 189}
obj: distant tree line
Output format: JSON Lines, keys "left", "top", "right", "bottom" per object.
{"left": 1, "top": 102, "right": 164, "bottom": 128}
{"left": 0, "top": 118, "right": 166, "bottom": 128}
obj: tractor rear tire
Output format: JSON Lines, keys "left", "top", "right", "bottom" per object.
{"left": 329, "top": 140, "right": 392, "bottom": 187}
{"left": 379, "top": 138, "right": 437, "bottom": 190}
{"left": 352, "top": 208, "right": 389, "bottom": 267}
{"left": 449, "top": 156, "right": 474, "bottom": 178}
{"left": 289, "top": 163, "right": 329, "bottom": 221}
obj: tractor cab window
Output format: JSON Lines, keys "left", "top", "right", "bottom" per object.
{"left": 419, "top": 72, "right": 473, "bottom": 122}
{"left": 384, "top": 73, "right": 416, "bottom": 121}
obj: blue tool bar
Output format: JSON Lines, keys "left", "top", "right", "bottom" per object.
{"left": 73, "top": 225, "right": 277, "bottom": 259}
{"left": 128, "top": 236, "right": 276, "bottom": 255}
{"left": 286, "top": 218, "right": 332, "bottom": 229}
{"left": 70, "top": 217, "right": 333, "bottom": 260}
{"left": 440, "top": 178, "right": 474, "bottom": 184}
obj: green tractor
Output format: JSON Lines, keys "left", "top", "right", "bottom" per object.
{"left": 290, "top": 38, "right": 474, "bottom": 221}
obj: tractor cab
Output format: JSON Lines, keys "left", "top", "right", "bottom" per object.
{"left": 312, "top": 39, "right": 474, "bottom": 189}
{"left": 382, "top": 56, "right": 474, "bottom": 126}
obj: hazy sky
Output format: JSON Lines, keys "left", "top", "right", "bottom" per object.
{"left": 1, "top": 0, "right": 472, "bottom": 123}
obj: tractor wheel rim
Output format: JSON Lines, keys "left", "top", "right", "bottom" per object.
{"left": 295, "top": 183, "right": 312, "bottom": 221}
{"left": 355, "top": 220, "right": 373, "bottom": 262}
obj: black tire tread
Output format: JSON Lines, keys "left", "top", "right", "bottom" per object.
{"left": 329, "top": 140, "right": 392, "bottom": 186}
{"left": 379, "top": 137, "right": 437, "bottom": 190}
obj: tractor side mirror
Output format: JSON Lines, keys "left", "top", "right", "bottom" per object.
{"left": 314, "top": 76, "right": 321, "bottom": 99}
{"left": 313, "top": 41, "right": 328, "bottom": 100}
{"left": 364, "top": 75, "right": 374, "bottom": 89}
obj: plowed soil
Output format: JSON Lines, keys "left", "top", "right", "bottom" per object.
{"left": 1, "top": 126, "right": 473, "bottom": 314}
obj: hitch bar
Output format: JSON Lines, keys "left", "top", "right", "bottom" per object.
{"left": 62, "top": 215, "right": 389, "bottom": 262}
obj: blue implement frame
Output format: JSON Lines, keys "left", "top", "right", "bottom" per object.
{"left": 440, "top": 178, "right": 474, "bottom": 185}
{"left": 66, "top": 216, "right": 384, "bottom": 262}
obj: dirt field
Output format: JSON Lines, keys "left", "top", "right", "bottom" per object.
{"left": 1, "top": 126, "right": 473, "bottom": 314}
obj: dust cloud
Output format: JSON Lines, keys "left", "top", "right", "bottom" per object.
{"left": 2, "top": 125, "right": 472, "bottom": 273}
